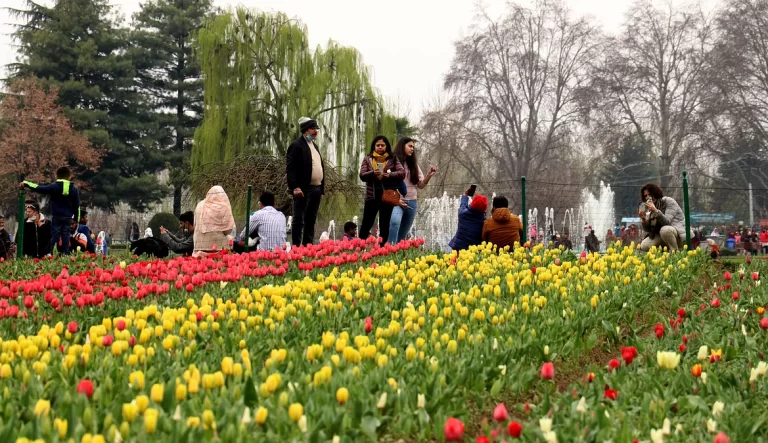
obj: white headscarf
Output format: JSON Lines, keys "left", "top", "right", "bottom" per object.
{"left": 198, "top": 186, "right": 236, "bottom": 234}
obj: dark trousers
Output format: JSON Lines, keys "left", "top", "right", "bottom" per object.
{"left": 292, "top": 185, "right": 322, "bottom": 246}
{"left": 51, "top": 216, "right": 72, "bottom": 255}
{"left": 359, "top": 191, "right": 394, "bottom": 246}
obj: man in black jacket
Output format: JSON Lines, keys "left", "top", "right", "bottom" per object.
{"left": 286, "top": 117, "right": 325, "bottom": 246}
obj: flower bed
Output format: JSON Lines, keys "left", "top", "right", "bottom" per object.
{"left": 2, "top": 242, "right": 762, "bottom": 442}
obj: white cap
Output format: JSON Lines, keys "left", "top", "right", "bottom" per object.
{"left": 298, "top": 117, "right": 312, "bottom": 125}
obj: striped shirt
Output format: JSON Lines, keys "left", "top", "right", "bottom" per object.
{"left": 239, "top": 206, "right": 287, "bottom": 251}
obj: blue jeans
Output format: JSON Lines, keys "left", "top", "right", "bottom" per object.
{"left": 51, "top": 216, "right": 72, "bottom": 255}
{"left": 388, "top": 200, "right": 417, "bottom": 244}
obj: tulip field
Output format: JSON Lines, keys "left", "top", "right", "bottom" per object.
{"left": 0, "top": 238, "right": 767, "bottom": 443}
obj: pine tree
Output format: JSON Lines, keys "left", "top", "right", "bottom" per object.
{"left": 8, "top": 0, "right": 167, "bottom": 211}
{"left": 132, "top": 0, "right": 213, "bottom": 216}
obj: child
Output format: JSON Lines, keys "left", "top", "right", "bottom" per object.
{"left": 707, "top": 239, "right": 720, "bottom": 259}
{"left": 20, "top": 167, "right": 80, "bottom": 255}
{"left": 343, "top": 221, "right": 357, "bottom": 240}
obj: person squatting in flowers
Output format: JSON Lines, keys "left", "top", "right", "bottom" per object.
{"left": 159, "top": 211, "right": 195, "bottom": 256}
{"left": 358, "top": 135, "right": 406, "bottom": 246}
{"left": 482, "top": 195, "right": 523, "bottom": 251}
{"left": 16, "top": 201, "right": 51, "bottom": 259}
{"left": 20, "top": 166, "right": 80, "bottom": 255}
{"left": 234, "top": 191, "right": 287, "bottom": 253}
{"left": 448, "top": 186, "right": 487, "bottom": 251}
{"left": 193, "top": 186, "right": 236, "bottom": 256}
{"left": 639, "top": 183, "right": 686, "bottom": 252}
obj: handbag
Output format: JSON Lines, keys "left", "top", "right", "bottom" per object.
{"left": 370, "top": 157, "right": 401, "bottom": 206}
{"left": 382, "top": 189, "right": 401, "bottom": 206}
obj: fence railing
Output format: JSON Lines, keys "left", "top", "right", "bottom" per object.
{"left": 6, "top": 171, "right": 766, "bottom": 258}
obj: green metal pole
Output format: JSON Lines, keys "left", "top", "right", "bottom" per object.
{"left": 16, "top": 189, "right": 25, "bottom": 258}
{"left": 682, "top": 171, "right": 692, "bottom": 250}
{"left": 521, "top": 176, "right": 528, "bottom": 244}
{"left": 244, "top": 185, "right": 252, "bottom": 253}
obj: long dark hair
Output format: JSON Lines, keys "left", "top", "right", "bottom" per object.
{"left": 394, "top": 137, "right": 419, "bottom": 184}
{"left": 369, "top": 135, "right": 392, "bottom": 156}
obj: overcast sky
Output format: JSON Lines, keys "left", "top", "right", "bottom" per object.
{"left": 0, "top": 0, "right": 717, "bottom": 120}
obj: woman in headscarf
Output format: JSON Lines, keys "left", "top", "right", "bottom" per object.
{"left": 194, "top": 186, "right": 236, "bottom": 255}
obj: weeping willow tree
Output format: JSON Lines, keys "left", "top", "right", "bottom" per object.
{"left": 193, "top": 9, "right": 396, "bottom": 178}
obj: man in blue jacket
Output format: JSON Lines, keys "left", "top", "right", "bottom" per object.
{"left": 19, "top": 167, "right": 81, "bottom": 255}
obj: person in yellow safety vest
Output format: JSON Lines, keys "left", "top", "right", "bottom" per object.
{"left": 19, "top": 167, "right": 81, "bottom": 255}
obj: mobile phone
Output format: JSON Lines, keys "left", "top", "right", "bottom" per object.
{"left": 467, "top": 184, "right": 477, "bottom": 197}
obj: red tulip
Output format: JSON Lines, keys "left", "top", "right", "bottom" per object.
{"left": 608, "top": 359, "right": 621, "bottom": 371}
{"left": 654, "top": 323, "right": 664, "bottom": 339}
{"left": 444, "top": 417, "right": 465, "bottom": 441}
{"left": 679, "top": 344, "right": 687, "bottom": 353}
{"left": 116, "top": 319, "right": 126, "bottom": 331}
{"left": 760, "top": 318, "right": 768, "bottom": 329}
{"left": 77, "top": 379, "right": 94, "bottom": 398}
{"left": 493, "top": 403, "right": 508, "bottom": 422}
{"left": 682, "top": 334, "right": 688, "bottom": 343}
{"left": 714, "top": 432, "right": 730, "bottom": 443}
{"left": 711, "top": 298, "right": 721, "bottom": 308}
{"left": 677, "top": 308, "right": 686, "bottom": 318}
{"left": 752, "top": 272, "right": 759, "bottom": 281}
{"left": 68, "top": 322, "right": 78, "bottom": 334}
{"left": 604, "top": 385, "right": 618, "bottom": 401}
{"left": 531, "top": 266, "right": 537, "bottom": 275}
{"left": 541, "top": 362, "right": 555, "bottom": 380}
{"left": 23, "top": 296, "right": 34, "bottom": 309}
{"left": 732, "top": 292, "right": 739, "bottom": 301}
{"left": 476, "top": 437, "right": 491, "bottom": 443}
{"left": 621, "top": 346, "right": 637, "bottom": 365}
{"left": 508, "top": 420, "right": 523, "bottom": 438}
{"left": 724, "top": 271, "right": 732, "bottom": 281}
{"left": 102, "top": 335, "right": 114, "bottom": 347}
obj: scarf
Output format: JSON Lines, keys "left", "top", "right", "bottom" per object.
{"left": 371, "top": 152, "right": 389, "bottom": 171}
{"left": 198, "top": 186, "right": 236, "bottom": 234}
{"left": 646, "top": 198, "right": 668, "bottom": 239}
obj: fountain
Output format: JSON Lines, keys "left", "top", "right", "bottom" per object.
{"left": 413, "top": 182, "right": 616, "bottom": 252}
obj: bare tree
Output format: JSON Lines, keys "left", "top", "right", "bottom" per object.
{"left": 715, "top": 0, "right": 768, "bottom": 143}
{"left": 591, "top": 0, "right": 714, "bottom": 188}
{"left": 441, "top": 0, "right": 599, "bottom": 182}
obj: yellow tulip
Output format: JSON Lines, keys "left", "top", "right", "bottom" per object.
{"left": 135, "top": 395, "right": 149, "bottom": 413}
{"left": 249, "top": 406, "right": 266, "bottom": 425}
{"left": 151, "top": 384, "right": 164, "bottom": 403}
{"left": 288, "top": 403, "right": 303, "bottom": 422}
{"left": 144, "top": 408, "right": 158, "bottom": 434}
{"left": 33, "top": 399, "right": 50, "bottom": 417}
{"left": 122, "top": 403, "right": 138, "bottom": 422}
{"left": 336, "top": 387, "right": 349, "bottom": 404}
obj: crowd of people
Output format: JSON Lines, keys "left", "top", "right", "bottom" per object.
{"left": 1, "top": 118, "right": 762, "bottom": 261}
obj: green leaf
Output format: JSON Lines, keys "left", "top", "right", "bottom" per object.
{"left": 416, "top": 408, "right": 430, "bottom": 424}
{"left": 361, "top": 416, "right": 381, "bottom": 442}
{"left": 490, "top": 379, "right": 503, "bottom": 397}
{"left": 242, "top": 377, "right": 258, "bottom": 409}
